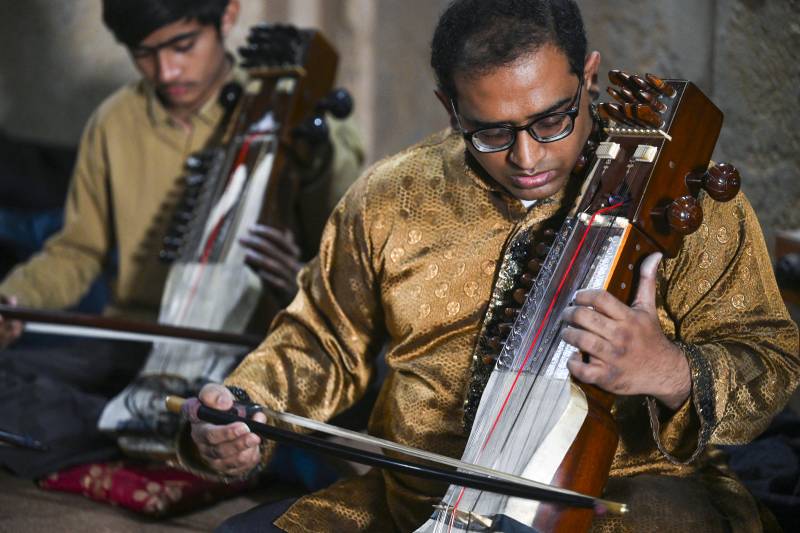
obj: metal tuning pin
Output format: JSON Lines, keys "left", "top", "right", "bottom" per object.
{"left": 652, "top": 195, "right": 703, "bottom": 235}
{"left": 645, "top": 73, "right": 677, "bottom": 98}
{"left": 685, "top": 162, "right": 741, "bottom": 202}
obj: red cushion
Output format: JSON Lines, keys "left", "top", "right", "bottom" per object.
{"left": 39, "top": 461, "right": 250, "bottom": 516}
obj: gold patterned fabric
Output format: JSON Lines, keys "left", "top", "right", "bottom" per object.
{"left": 0, "top": 65, "right": 364, "bottom": 322}
{"left": 219, "top": 130, "right": 799, "bottom": 532}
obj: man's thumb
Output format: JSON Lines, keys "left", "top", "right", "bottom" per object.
{"left": 632, "top": 252, "right": 663, "bottom": 310}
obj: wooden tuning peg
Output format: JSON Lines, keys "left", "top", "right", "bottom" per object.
{"left": 636, "top": 90, "right": 667, "bottom": 113}
{"left": 485, "top": 336, "right": 501, "bottom": 351}
{"left": 686, "top": 163, "right": 741, "bottom": 202}
{"left": 572, "top": 152, "right": 588, "bottom": 175}
{"left": 519, "top": 272, "right": 534, "bottom": 288}
{"left": 542, "top": 228, "right": 556, "bottom": 242}
{"left": 598, "top": 102, "right": 633, "bottom": 126}
{"left": 527, "top": 258, "right": 542, "bottom": 274}
{"left": 512, "top": 288, "right": 527, "bottom": 304}
{"left": 645, "top": 73, "right": 677, "bottom": 98}
{"left": 652, "top": 195, "right": 703, "bottom": 235}
{"left": 629, "top": 74, "right": 651, "bottom": 92}
{"left": 608, "top": 69, "right": 632, "bottom": 88}
{"left": 627, "top": 103, "right": 665, "bottom": 129}
{"left": 534, "top": 242, "right": 550, "bottom": 258}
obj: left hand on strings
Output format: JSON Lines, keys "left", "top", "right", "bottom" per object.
{"left": 561, "top": 252, "right": 691, "bottom": 410}
{"left": 239, "top": 224, "right": 303, "bottom": 305}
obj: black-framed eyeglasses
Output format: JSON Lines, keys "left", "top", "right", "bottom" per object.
{"left": 451, "top": 76, "right": 583, "bottom": 153}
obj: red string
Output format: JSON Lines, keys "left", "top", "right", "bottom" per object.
{"left": 448, "top": 201, "right": 623, "bottom": 528}
{"left": 178, "top": 135, "right": 256, "bottom": 321}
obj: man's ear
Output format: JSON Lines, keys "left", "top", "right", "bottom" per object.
{"left": 434, "top": 88, "right": 459, "bottom": 130}
{"left": 220, "top": 0, "right": 240, "bottom": 37}
{"left": 584, "top": 50, "right": 601, "bottom": 101}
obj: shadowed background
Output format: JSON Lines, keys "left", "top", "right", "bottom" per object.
{"left": 0, "top": 0, "right": 797, "bottom": 246}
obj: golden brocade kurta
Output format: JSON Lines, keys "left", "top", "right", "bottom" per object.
{"left": 218, "top": 130, "right": 799, "bottom": 532}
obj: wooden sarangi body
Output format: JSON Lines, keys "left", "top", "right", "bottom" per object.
{"left": 418, "top": 72, "right": 740, "bottom": 532}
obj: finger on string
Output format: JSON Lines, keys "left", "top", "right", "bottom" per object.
{"left": 561, "top": 325, "right": 616, "bottom": 362}
{"left": 244, "top": 243, "right": 302, "bottom": 276}
{"left": 252, "top": 266, "right": 294, "bottom": 294}
{"left": 632, "top": 252, "right": 662, "bottom": 312}
{"left": 566, "top": 352, "right": 608, "bottom": 386}
{"left": 248, "top": 225, "right": 300, "bottom": 258}
{"left": 239, "top": 234, "right": 271, "bottom": 255}
{"left": 561, "top": 304, "right": 616, "bottom": 340}
{"left": 245, "top": 253, "right": 298, "bottom": 287}
{"left": 572, "top": 289, "right": 629, "bottom": 321}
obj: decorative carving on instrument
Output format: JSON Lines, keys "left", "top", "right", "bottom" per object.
{"left": 463, "top": 117, "right": 605, "bottom": 432}
{"left": 429, "top": 71, "right": 742, "bottom": 533}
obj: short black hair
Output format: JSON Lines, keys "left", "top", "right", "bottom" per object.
{"left": 431, "top": 0, "right": 587, "bottom": 100}
{"left": 102, "top": 0, "right": 230, "bottom": 48}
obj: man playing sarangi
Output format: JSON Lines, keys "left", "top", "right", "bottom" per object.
{"left": 184, "top": 1, "right": 799, "bottom": 531}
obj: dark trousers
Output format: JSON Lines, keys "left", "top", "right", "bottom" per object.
{"left": 0, "top": 336, "right": 148, "bottom": 478}
{"left": 215, "top": 497, "right": 297, "bottom": 532}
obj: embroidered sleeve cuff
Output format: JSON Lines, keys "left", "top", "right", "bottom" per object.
{"left": 647, "top": 341, "right": 716, "bottom": 464}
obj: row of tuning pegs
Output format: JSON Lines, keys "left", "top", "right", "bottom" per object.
{"left": 240, "top": 24, "right": 304, "bottom": 68}
{"left": 654, "top": 162, "right": 741, "bottom": 235}
{"left": 159, "top": 150, "right": 216, "bottom": 262}
{"left": 598, "top": 70, "right": 675, "bottom": 130}
{"left": 481, "top": 228, "right": 557, "bottom": 361}
{"left": 293, "top": 88, "right": 354, "bottom": 144}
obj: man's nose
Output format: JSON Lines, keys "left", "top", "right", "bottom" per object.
{"left": 508, "top": 129, "right": 545, "bottom": 171}
{"left": 157, "top": 50, "right": 181, "bottom": 83}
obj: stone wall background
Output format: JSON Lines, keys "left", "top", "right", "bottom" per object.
{"left": 0, "top": 0, "right": 796, "bottom": 248}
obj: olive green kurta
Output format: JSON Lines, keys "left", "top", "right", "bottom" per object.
{"left": 220, "top": 130, "right": 798, "bottom": 531}
{"left": 0, "top": 68, "right": 364, "bottom": 322}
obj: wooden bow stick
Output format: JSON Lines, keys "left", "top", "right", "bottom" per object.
{"left": 165, "top": 396, "right": 628, "bottom": 515}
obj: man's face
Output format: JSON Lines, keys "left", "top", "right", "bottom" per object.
{"left": 450, "top": 45, "right": 598, "bottom": 202}
{"left": 131, "top": 18, "right": 230, "bottom": 114}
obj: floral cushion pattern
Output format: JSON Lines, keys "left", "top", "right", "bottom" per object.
{"left": 39, "top": 461, "right": 249, "bottom": 516}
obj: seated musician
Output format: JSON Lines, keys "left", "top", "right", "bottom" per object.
{"left": 0, "top": 0, "right": 363, "bottom": 479}
{"left": 184, "top": 0, "right": 799, "bottom": 531}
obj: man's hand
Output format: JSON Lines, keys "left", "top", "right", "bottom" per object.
{"left": 187, "top": 383, "right": 267, "bottom": 478}
{"left": 240, "top": 224, "right": 303, "bottom": 305}
{"left": 561, "top": 253, "right": 691, "bottom": 410}
{"left": 0, "top": 295, "right": 23, "bottom": 350}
